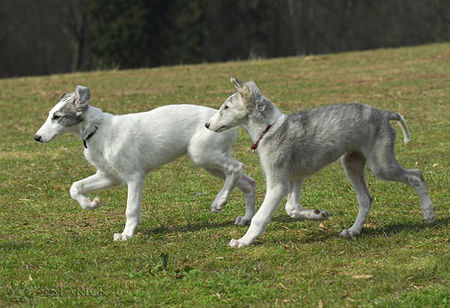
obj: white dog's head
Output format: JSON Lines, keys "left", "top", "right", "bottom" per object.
{"left": 205, "top": 77, "right": 261, "bottom": 132}
{"left": 34, "top": 85, "right": 90, "bottom": 143}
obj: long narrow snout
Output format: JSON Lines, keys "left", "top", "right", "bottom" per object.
{"left": 205, "top": 119, "right": 227, "bottom": 133}
{"left": 205, "top": 111, "right": 228, "bottom": 132}
{"left": 33, "top": 115, "right": 67, "bottom": 143}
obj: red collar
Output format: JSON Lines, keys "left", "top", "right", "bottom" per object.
{"left": 251, "top": 124, "right": 272, "bottom": 151}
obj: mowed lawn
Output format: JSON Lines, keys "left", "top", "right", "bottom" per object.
{"left": 0, "top": 43, "right": 448, "bottom": 306}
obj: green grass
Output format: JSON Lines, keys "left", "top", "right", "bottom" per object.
{"left": 0, "top": 43, "right": 449, "bottom": 306}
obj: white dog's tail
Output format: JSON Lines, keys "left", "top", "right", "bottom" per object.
{"left": 389, "top": 112, "right": 411, "bottom": 144}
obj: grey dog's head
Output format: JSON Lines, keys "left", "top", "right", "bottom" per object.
{"left": 34, "top": 85, "right": 90, "bottom": 143}
{"left": 205, "top": 77, "right": 272, "bottom": 132}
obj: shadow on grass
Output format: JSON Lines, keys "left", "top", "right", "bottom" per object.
{"left": 141, "top": 219, "right": 236, "bottom": 236}
{"left": 263, "top": 216, "right": 449, "bottom": 246}
{"left": 141, "top": 215, "right": 448, "bottom": 244}
{"left": 361, "top": 217, "right": 449, "bottom": 237}
{"left": 0, "top": 242, "right": 31, "bottom": 252}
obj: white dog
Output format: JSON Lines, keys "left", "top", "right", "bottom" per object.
{"left": 34, "top": 85, "right": 256, "bottom": 241}
{"left": 206, "top": 78, "right": 434, "bottom": 247}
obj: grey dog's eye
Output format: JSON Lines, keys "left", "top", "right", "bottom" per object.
{"left": 52, "top": 114, "right": 61, "bottom": 120}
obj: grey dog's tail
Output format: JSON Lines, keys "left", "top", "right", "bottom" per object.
{"left": 389, "top": 112, "right": 411, "bottom": 144}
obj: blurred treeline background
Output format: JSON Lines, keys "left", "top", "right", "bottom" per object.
{"left": 1, "top": 0, "right": 449, "bottom": 78}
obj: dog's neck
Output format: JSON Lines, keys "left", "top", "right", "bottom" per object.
{"left": 77, "top": 106, "right": 109, "bottom": 147}
{"left": 244, "top": 100, "right": 285, "bottom": 146}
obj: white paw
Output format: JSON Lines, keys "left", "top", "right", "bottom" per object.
{"left": 89, "top": 197, "right": 102, "bottom": 209}
{"left": 234, "top": 216, "right": 252, "bottom": 226}
{"left": 229, "top": 238, "right": 250, "bottom": 248}
{"left": 81, "top": 197, "right": 102, "bottom": 210}
{"left": 113, "top": 233, "right": 131, "bottom": 241}
{"left": 340, "top": 229, "right": 361, "bottom": 238}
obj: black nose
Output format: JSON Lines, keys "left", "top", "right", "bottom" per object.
{"left": 34, "top": 134, "right": 42, "bottom": 142}
{"left": 205, "top": 122, "right": 210, "bottom": 129}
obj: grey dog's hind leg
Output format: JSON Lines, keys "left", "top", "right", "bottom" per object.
{"left": 340, "top": 151, "right": 373, "bottom": 237}
{"left": 367, "top": 136, "right": 435, "bottom": 224}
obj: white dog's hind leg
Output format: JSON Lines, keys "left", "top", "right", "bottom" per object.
{"left": 234, "top": 174, "right": 256, "bottom": 226}
{"left": 70, "top": 172, "right": 117, "bottom": 209}
{"left": 205, "top": 162, "right": 242, "bottom": 211}
{"left": 340, "top": 152, "right": 373, "bottom": 237}
{"left": 114, "top": 177, "right": 144, "bottom": 241}
{"left": 188, "top": 133, "right": 247, "bottom": 214}
{"left": 188, "top": 132, "right": 255, "bottom": 223}
{"left": 230, "top": 180, "right": 287, "bottom": 248}
{"left": 205, "top": 168, "right": 256, "bottom": 225}
{"left": 285, "top": 180, "right": 329, "bottom": 220}
{"left": 212, "top": 162, "right": 243, "bottom": 213}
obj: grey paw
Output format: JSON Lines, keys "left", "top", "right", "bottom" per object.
{"left": 234, "top": 216, "right": 252, "bottom": 226}
{"left": 340, "top": 229, "right": 360, "bottom": 238}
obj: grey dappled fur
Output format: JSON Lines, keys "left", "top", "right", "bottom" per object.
{"left": 263, "top": 103, "right": 404, "bottom": 177}
{"left": 53, "top": 87, "right": 90, "bottom": 127}
{"left": 210, "top": 78, "right": 435, "bottom": 247}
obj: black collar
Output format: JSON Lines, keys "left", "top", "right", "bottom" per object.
{"left": 251, "top": 124, "right": 272, "bottom": 152}
{"left": 83, "top": 126, "right": 98, "bottom": 148}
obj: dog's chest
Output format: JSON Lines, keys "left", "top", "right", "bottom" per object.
{"left": 84, "top": 147, "right": 121, "bottom": 179}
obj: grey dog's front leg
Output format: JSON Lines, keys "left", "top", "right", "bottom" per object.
{"left": 114, "top": 177, "right": 144, "bottom": 241}
{"left": 230, "top": 181, "right": 287, "bottom": 247}
{"left": 285, "top": 180, "right": 329, "bottom": 220}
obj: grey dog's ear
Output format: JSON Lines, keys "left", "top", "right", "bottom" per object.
{"left": 74, "top": 85, "right": 90, "bottom": 113}
{"left": 231, "top": 77, "right": 245, "bottom": 89}
{"left": 230, "top": 77, "right": 251, "bottom": 100}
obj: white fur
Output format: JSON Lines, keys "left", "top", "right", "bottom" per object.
{"left": 35, "top": 86, "right": 256, "bottom": 241}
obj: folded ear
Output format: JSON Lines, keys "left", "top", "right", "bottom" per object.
{"left": 230, "top": 77, "right": 251, "bottom": 100}
{"left": 74, "top": 85, "right": 90, "bottom": 112}
{"left": 230, "top": 77, "right": 245, "bottom": 90}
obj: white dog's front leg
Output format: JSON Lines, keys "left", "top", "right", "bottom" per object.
{"left": 114, "top": 178, "right": 144, "bottom": 241}
{"left": 70, "top": 172, "right": 117, "bottom": 210}
{"left": 230, "top": 182, "right": 287, "bottom": 248}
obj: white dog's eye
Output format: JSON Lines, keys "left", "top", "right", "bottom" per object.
{"left": 224, "top": 105, "right": 229, "bottom": 110}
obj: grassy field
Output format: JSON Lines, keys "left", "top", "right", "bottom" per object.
{"left": 0, "top": 43, "right": 448, "bottom": 306}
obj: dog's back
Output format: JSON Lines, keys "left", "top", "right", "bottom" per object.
{"left": 86, "top": 104, "right": 238, "bottom": 175}
{"left": 265, "top": 103, "right": 402, "bottom": 176}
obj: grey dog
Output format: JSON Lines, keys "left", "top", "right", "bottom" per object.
{"left": 205, "top": 78, "right": 435, "bottom": 247}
